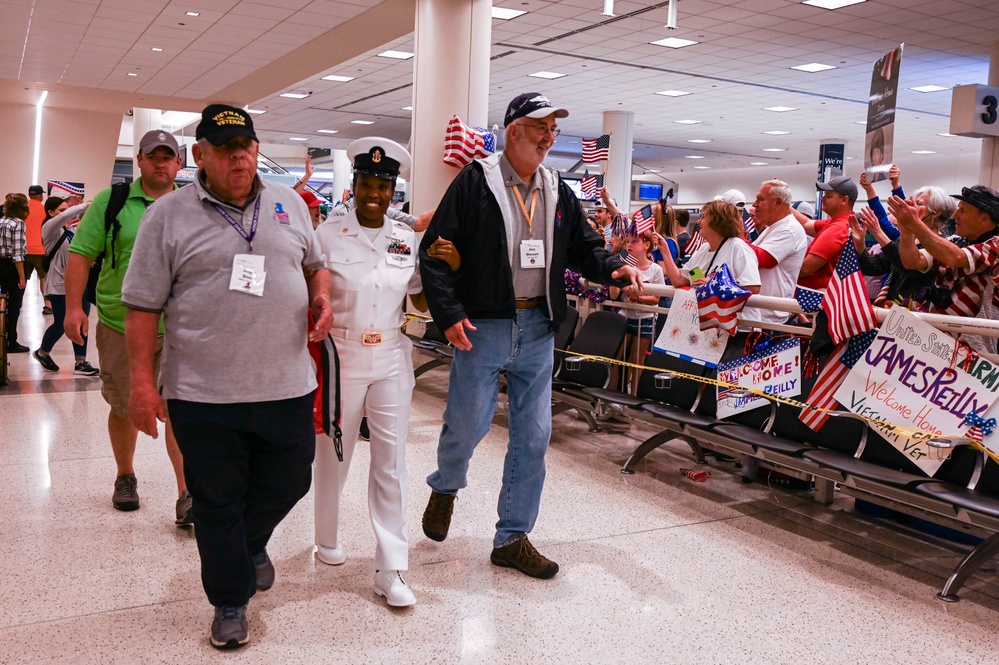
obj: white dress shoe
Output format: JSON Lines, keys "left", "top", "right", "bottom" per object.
{"left": 373, "top": 570, "right": 416, "bottom": 607}
{"left": 315, "top": 543, "right": 345, "bottom": 566}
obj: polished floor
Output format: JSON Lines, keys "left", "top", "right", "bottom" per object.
{"left": 2, "top": 283, "right": 999, "bottom": 664}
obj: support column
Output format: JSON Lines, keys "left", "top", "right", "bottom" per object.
{"left": 602, "top": 111, "right": 634, "bottom": 211}
{"left": 330, "top": 149, "right": 352, "bottom": 203}
{"left": 979, "top": 44, "right": 999, "bottom": 189}
{"left": 132, "top": 108, "right": 163, "bottom": 178}
{"left": 410, "top": 0, "right": 491, "bottom": 215}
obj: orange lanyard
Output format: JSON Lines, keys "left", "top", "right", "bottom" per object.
{"left": 512, "top": 186, "right": 538, "bottom": 239}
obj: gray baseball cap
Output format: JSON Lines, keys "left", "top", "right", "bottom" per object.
{"left": 138, "top": 130, "right": 180, "bottom": 156}
{"left": 816, "top": 175, "right": 858, "bottom": 201}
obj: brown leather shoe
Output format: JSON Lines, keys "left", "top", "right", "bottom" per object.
{"left": 422, "top": 491, "right": 455, "bottom": 542}
{"left": 490, "top": 536, "right": 559, "bottom": 579}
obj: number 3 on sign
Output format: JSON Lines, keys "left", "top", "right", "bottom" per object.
{"left": 983, "top": 94, "right": 998, "bottom": 125}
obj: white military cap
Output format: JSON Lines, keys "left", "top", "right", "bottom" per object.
{"left": 346, "top": 137, "right": 412, "bottom": 180}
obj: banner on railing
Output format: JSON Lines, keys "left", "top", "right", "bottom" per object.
{"left": 654, "top": 289, "right": 728, "bottom": 368}
{"left": 716, "top": 338, "right": 801, "bottom": 418}
{"left": 834, "top": 307, "right": 999, "bottom": 475}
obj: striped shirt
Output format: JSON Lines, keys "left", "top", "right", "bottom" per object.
{"left": 921, "top": 234, "right": 994, "bottom": 318}
{"left": 0, "top": 216, "right": 26, "bottom": 262}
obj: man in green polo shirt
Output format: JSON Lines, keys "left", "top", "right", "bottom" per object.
{"left": 64, "top": 130, "right": 191, "bottom": 525}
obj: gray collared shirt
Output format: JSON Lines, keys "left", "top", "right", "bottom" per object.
{"left": 498, "top": 152, "right": 547, "bottom": 298}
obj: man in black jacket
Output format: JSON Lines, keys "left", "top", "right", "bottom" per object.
{"left": 418, "top": 92, "right": 642, "bottom": 578}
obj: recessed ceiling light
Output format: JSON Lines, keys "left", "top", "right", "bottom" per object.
{"left": 846, "top": 156, "right": 854, "bottom": 160}
{"left": 529, "top": 71, "right": 566, "bottom": 79}
{"left": 762, "top": 148, "right": 787, "bottom": 152}
{"left": 763, "top": 130, "right": 791, "bottom": 135}
{"left": 185, "top": 11, "right": 200, "bottom": 17}
{"left": 938, "top": 132, "right": 957, "bottom": 137}
{"left": 151, "top": 47, "right": 163, "bottom": 52}
{"left": 247, "top": 109, "right": 266, "bottom": 115}
{"left": 764, "top": 106, "right": 798, "bottom": 112}
{"left": 911, "top": 150, "right": 936, "bottom": 154}
{"left": 802, "top": 0, "right": 866, "bottom": 9}
{"left": 791, "top": 62, "right": 837, "bottom": 72}
{"left": 693, "top": 165, "right": 711, "bottom": 169}
{"left": 646, "top": 169, "right": 661, "bottom": 173}
{"left": 322, "top": 75, "right": 355, "bottom": 82}
{"left": 674, "top": 119, "right": 703, "bottom": 125}
{"left": 377, "top": 50, "right": 414, "bottom": 60}
{"left": 289, "top": 137, "right": 308, "bottom": 142}
{"left": 910, "top": 85, "right": 948, "bottom": 93}
{"left": 351, "top": 120, "right": 375, "bottom": 125}
{"left": 687, "top": 139, "right": 712, "bottom": 143}
{"left": 655, "top": 90, "right": 691, "bottom": 97}
{"left": 750, "top": 162, "right": 769, "bottom": 166}
{"left": 650, "top": 37, "right": 698, "bottom": 48}
{"left": 280, "top": 92, "right": 309, "bottom": 99}
{"left": 317, "top": 129, "right": 338, "bottom": 134}
{"left": 492, "top": 7, "right": 527, "bottom": 19}
{"left": 684, "top": 155, "right": 705, "bottom": 159}
{"left": 401, "top": 106, "right": 413, "bottom": 111}
{"left": 855, "top": 120, "right": 867, "bottom": 124}
{"left": 127, "top": 72, "right": 137, "bottom": 77}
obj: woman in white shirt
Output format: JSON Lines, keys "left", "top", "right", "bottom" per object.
{"left": 313, "top": 138, "right": 427, "bottom": 608}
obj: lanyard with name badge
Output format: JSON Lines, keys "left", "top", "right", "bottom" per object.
{"left": 212, "top": 198, "right": 267, "bottom": 296}
{"left": 513, "top": 185, "right": 544, "bottom": 269}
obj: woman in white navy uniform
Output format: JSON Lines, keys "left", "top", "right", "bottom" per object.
{"left": 313, "top": 138, "right": 427, "bottom": 607}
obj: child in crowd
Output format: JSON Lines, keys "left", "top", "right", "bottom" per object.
{"left": 610, "top": 231, "right": 665, "bottom": 394}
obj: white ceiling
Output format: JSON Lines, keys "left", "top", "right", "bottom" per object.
{"left": 3, "top": 0, "right": 997, "bottom": 175}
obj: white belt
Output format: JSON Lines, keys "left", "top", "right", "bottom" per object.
{"left": 330, "top": 327, "right": 403, "bottom": 346}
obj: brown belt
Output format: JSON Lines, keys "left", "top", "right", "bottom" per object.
{"left": 515, "top": 297, "right": 546, "bottom": 310}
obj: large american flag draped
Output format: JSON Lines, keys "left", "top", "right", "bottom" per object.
{"left": 821, "top": 241, "right": 878, "bottom": 345}
{"left": 582, "top": 134, "right": 610, "bottom": 163}
{"left": 580, "top": 171, "right": 604, "bottom": 199}
{"left": 443, "top": 115, "right": 494, "bottom": 168}
{"left": 632, "top": 204, "right": 654, "bottom": 235}
{"left": 799, "top": 329, "right": 878, "bottom": 431}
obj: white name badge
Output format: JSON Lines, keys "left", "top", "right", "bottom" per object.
{"left": 230, "top": 253, "right": 266, "bottom": 296}
{"left": 520, "top": 239, "right": 545, "bottom": 269}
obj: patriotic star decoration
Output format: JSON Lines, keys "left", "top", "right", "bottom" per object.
{"left": 695, "top": 264, "right": 752, "bottom": 335}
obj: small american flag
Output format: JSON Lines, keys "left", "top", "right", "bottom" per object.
{"left": 582, "top": 134, "right": 610, "bottom": 163}
{"left": 624, "top": 253, "right": 639, "bottom": 267}
{"left": 821, "top": 241, "right": 878, "bottom": 345}
{"left": 580, "top": 171, "right": 604, "bottom": 199}
{"left": 443, "top": 115, "right": 493, "bottom": 169}
{"left": 742, "top": 209, "right": 756, "bottom": 236}
{"left": 794, "top": 286, "right": 825, "bottom": 314}
{"left": 684, "top": 227, "right": 706, "bottom": 255}
{"left": 632, "top": 204, "right": 654, "bottom": 235}
{"left": 800, "top": 329, "right": 878, "bottom": 431}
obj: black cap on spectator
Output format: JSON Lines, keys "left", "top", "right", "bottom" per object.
{"left": 196, "top": 104, "right": 258, "bottom": 146}
{"left": 28, "top": 185, "right": 44, "bottom": 196}
{"left": 953, "top": 185, "right": 999, "bottom": 225}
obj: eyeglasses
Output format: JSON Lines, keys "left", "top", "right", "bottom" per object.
{"left": 517, "top": 121, "right": 560, "bottom": 138}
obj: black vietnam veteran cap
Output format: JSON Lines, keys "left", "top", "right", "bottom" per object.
{"left": 953, "top": 185, "right": 999, "bottom": 225}
{"left": 503, "top": 92, "right": 569, "bottom": 127}
{"left": 196, "top": 104, "right": 258, "bottom": 146}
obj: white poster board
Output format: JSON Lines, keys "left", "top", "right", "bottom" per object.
{"left": 833, "top": 308, "right": 999, "bottom": 475}
{"left": 716, "top": 338, "right": 802, "bottom": 419}
{"left": 653, "top": 288, "right": 728, "bottom": 368}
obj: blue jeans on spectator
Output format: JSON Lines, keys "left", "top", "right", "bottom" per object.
{"left": 41, "top": 294, "right": 90, "bottom": 357}
{"left": 427, "top": 308, "right": 554, "bottom": 548}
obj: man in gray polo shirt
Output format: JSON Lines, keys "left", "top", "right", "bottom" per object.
{"left": 122, "top": 104, "right": 333, "bottom": 650}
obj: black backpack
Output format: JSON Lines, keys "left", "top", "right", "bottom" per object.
{"left": 85, "top": 182, "right": 129, "bottom": 303}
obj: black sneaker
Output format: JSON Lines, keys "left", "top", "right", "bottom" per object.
{"left": 252, "top": 550, "right": 275, "bottom": 591}
{"left": 359, "top": 417, "right": 370, "bottom": 441}
{"left": 74, "top": 360, "right": 100, "bottom": 376}
{"left": 42, "top": 306, "right": 53, "bottom": 315}
{"left": 210, "top": 605, "right": 249, "bottom": 649}
{"left": 112, "top": 474, "right": 139, "bottom": 511}
{"left": 422, "top": 491, "right": 455, "bottom": 542}
{"left": 33, "top": 350, "right": 60, "bottom": 372}
{"left": 490, "top": 536, "right": 559, "bottom": 579}
{"left": 7, "top": 342, "right": 29, "bottom": 353}
{"left": 175, "top": 490, "right": 194, "bottom": 526}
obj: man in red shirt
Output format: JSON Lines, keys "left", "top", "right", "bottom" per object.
{"left": 24, "top": 185, "right": 52, "bottom": 314}
{"left": 796, "top": 176, "right": 858, "bottom": 290}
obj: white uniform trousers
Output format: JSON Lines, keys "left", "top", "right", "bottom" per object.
{"left": 314, "top": 336, "right": 413, "bottom": 571}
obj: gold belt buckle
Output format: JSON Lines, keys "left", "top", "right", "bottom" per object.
{"left": 361, "top": 331, "right": 383, "bottom": 346}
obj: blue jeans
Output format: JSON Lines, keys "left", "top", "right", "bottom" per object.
{"left": 41, "top": 294, "right": 90, "bottom": 357}
{"left": 427, "top": 308, "right": 554, "bottom": 548}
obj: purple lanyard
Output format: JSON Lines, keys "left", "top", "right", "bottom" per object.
{"left": 211, "top": 197, "right": 260, "bottom": 253}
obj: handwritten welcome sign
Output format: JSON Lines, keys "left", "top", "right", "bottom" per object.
{"left": 716, "top": 338, "right": 801, "bottom": 418}
{"left": 653, "top": 289, "right": 728, "bottom": 368}
{"left": 834, "top": 307, "right": 999, "bottom": 475}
